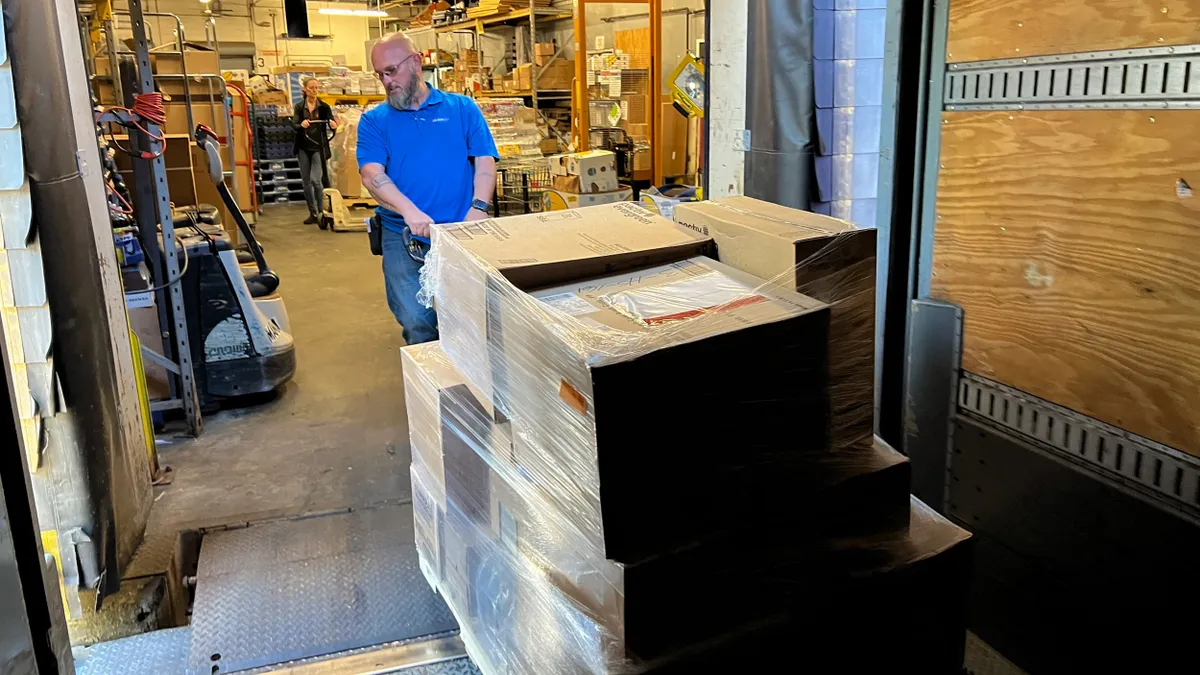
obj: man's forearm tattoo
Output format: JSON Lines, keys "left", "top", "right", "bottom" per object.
{"left": 369, "top": 172, "right": 395, "bottom": 190}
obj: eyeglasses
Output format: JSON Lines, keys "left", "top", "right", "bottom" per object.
{"left": 375, "top": 53, "right": 420, "bottom": 81}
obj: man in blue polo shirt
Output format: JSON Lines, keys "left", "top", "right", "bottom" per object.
{"left": 358, "top": 32, "right": 498, "bottom": 345}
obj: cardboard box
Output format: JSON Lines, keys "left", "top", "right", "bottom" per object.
{"left": 495, "top": 256, "right": 830, "bottom": 563}
{"left": 549, "top": 150, "right": 618, "bottom": 192}
{"left": 434, "top": 203, "right": 714, "bottom": 417}
{"left": 673, "top": 197, "right": 877, "bottom": 453}
{"left": 151, "top": 48, "right": 220, "bottom": 76}
{"left": 163, "top": 102, "right": 229, "bottom": 138}
{"left": 517, "top": 59, "right": 574, "bottom": 91}
{"left": 515, "top": 64, "right": 532, "bottom": 91}
{"left": 536, "top": 58, "right": 574, "bottom": 90}
{"left": 539, "top": 138, "right": 559, "bottom": 155}
{"left": 535, "top": 42, "right": 557, "bottom": 66}
{"left": 541, "top": 186, "right": 633, "bottom": 211}
{"left": 551, "top": 172, "right": 617, "bottom": 194}
{"left": 272, "top": 65, "right": 332, "bottom": 74}
{"left": 252, "top": 89, "right": 291, "bottom": 107}
{"left": 565, "top": 149, "right": 616, "bottom": 179}
{"left": 427, "top": 366, "right": 917, "bottom": 666}
{"left": 411, "top": 460, "right": 445, "bottom": 590}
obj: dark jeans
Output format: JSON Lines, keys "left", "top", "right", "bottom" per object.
{"left": 382, "top": 227, "right": 438, "bottom": 345}
{"left": 296, "top": 148, "right": 328, "bottom": 217}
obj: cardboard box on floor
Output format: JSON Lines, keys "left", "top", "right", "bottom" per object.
{"left": 673, "top": 196, "right": 878, "bottom": 453}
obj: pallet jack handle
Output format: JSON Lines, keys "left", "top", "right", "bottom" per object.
{"left": 195, "top": 124, "right": 273, "bottom": 278}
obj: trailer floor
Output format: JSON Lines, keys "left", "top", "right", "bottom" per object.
{"left": 137, "top": 204, "right": 413, "bottom": 567}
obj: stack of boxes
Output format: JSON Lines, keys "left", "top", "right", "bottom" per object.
{"left": 543, "top": 150, "right": 632, "bottom": 210}
{"left": 513, "top": 59, "right": 575, "bottom": 92}
{"left": 403, "top": 199, "right": 973, "bottom": 673}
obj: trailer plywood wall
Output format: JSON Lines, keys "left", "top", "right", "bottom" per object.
{"left": 947, "top": 0, "right": 1200, "bottom": 63}
{"left": 931, "top": 110, "right": 1200, "bottom": 455}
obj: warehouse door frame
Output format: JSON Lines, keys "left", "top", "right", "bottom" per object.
{"left": 885, "top": 0, "right": 1200, "bottom": 672}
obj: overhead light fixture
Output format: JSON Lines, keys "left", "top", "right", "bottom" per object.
{"left": 317, "top": 7, "right": 388, "bottom": 17}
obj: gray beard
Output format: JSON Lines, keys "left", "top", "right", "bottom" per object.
{"left": 387, "top": 80, "right": 420, "bottom": 110}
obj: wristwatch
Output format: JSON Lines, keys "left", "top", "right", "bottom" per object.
{"left": 470, "top": 198, "right": 489, "bottom": 214}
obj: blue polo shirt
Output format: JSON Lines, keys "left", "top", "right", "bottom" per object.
{"left": 356, "top": 89, "right": 499, "bottom": 233}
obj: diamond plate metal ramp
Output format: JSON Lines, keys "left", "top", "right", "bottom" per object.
{"left": 74, "top": 626, "right": 191, "bottom": 675}
{"left": 187, "top": 503, "right": 458, "bottom": 674}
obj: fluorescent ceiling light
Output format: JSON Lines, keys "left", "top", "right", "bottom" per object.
{"left": 317, "top": 8, "right": 388, "bottom": 17}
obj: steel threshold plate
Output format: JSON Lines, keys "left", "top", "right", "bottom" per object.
{"left": 187, "top": 503, "right": 458, "bottom": 675}
{"left": 74, "top": 626, "right": 192, "bottom": 675}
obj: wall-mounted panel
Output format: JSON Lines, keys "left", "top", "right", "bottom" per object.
{"left": 931, "top": 110, "right": 1200, "bottom": 456}
{"left": 947, "top": 0, "right": 1200, "bottom": 64}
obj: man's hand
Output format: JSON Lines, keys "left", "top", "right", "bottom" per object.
{"left": 300, "top": 119, "right": 311, "bottom": 128}
{"left": 464, "top": 207, "right": 488, "bottom": 222}
{"left": 403, "top": 207, "right": 435, "bottom": 238}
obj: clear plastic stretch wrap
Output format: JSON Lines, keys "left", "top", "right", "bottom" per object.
{"left": 400, "top": 200, "right": 967, "bottom": 673}
{"left": 402, "top": 342, "right": 971, "bottom": 675}
{"left": 418, "top": 202, "right": 877, "bottom": 564}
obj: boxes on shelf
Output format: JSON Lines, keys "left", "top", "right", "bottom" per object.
{"left": 674, "top": 196, "right": 877, "bottom": 454}
{"left": 534, "top": 42, "right": 557, "bottom": 66}
{"left": 151, "top": 46, "right": 220, "bottom": 76}
{"left": 252, "top": 88, "right": 291, "bottom": 107}
{"left": 516, "top": 59, "right": 574, "bottom": 91}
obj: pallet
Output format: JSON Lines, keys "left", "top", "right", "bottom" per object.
{"left": 319, "top": 189, "right": 373, "bottom": 232}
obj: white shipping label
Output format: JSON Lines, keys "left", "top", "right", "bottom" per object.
{"left": 539, "top": 291, "right": 596, "bottom": 317}
{"left": 601, "top": 271, "right": 765, "bottom": 326}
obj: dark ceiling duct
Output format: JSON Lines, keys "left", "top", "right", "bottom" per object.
{"left": 285, "top": 0, "right": 311, "bottom": 38}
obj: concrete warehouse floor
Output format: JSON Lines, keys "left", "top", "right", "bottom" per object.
{"left": 143, "top": 204, "right": 412, "bottom": 545}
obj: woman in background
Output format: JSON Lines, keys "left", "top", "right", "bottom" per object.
{"left": 294, "top": 77, "right": 338, "bottom": 224}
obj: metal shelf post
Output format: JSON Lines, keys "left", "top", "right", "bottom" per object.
{"left": 125, "top": 0, "right": 203, "bottom": 435}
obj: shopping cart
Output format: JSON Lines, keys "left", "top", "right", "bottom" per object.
{"left": 493, "top": 161, "right": 552, "bottom": 216}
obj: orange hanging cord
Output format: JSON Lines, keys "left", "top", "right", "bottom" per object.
{"left": 100, "top": 92, "right": 168, "bottom": 159}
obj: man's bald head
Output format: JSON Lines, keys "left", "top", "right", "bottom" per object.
{"left": 372, "top": 32, "right": 426, "bottom": 110}
{"left": 371, "top": 32, "right": 418, "bottom": 69}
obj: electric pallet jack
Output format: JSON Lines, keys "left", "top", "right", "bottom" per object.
{"left": 169, "top": 125, "right": 296, "bottom": 407}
